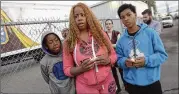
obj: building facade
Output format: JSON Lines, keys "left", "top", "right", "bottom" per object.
{"left": 90, "top": 1, "right": 148, "bottom": 33}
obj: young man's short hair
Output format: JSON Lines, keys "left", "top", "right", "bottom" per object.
{"left": 105, "top": 19, "right": 113, "bottom": 25}
{"left": 142, "top": 9, "right": 152, "bottom": 16}
{"left": 117, "top": 4, "right": 136, "bottom": 19}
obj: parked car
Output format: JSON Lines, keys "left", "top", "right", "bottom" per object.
{"left": 161, "top": 16, "right": 174, "bottom": 28}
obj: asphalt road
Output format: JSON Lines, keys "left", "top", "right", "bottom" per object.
{"left": 160, "top": 19, "right": 178, "bottom": 94}
{"left": 1, "top": 20, "right": 178, "bottom": 94}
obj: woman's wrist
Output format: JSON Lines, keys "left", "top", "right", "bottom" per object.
{"left": 78, "top": 66, "right": 85, "bottom": 73}
{"left": 105, "top": 57, "right": 111, "bottom": 66}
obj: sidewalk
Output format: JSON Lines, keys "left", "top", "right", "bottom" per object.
{"left": 1, "top": 63, "right": 50, "bottom": 93}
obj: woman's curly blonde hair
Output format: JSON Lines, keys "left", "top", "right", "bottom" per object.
{"left": 65, "top": 2, "right": 111, "bottom": 54}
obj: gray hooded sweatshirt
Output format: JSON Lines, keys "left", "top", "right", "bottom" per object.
{"left": 40, "top": 31, "right": 75, "bottom": 94}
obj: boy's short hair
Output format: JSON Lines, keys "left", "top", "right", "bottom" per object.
{"left": 142, "top": 9, "right": 152, "bottom": 16}
{"left": 117, "top": 4, "right": 136, "bottom": 19}
{"left": 105, "top": 19, "right": 113, "bottom": 25}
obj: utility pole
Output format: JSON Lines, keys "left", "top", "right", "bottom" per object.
{"left": 64, "top": 14, "right": 68, "bottom": 28}
{"left": 165, "top": 1, "right": 170, "bottom": 16}
{"left": 142, "top": 1, "right": 157, "bottom": 15}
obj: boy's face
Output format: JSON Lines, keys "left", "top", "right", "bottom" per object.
{"left": 105, "top": 20, "right": 113, "bottom": 31}
{"left": 120, "top": 9, "right": 137, "bottom": 28}
{"left": 74, "top": 6, "right": 87, "bottom": 31}
{"left": 45, "top": 34, "right": 61, "bottom": 54}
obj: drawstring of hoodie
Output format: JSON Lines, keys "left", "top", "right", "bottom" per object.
{"left": 102, "top": 85, "right": 105, "bottom": 90}
{"left": 132, "top": 37, "right": 137, "bottom": 59}
{"left": 132, "top": 37, "right": 138, "bottom": 69}
{"left": 92, "top": 37, "right": 99, "bottom": 72}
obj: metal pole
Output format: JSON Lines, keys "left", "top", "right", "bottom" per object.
{"left": 165, "top": 1, "right": 170, "bottom": 15}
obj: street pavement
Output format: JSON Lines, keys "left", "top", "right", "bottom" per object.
{"left": 160, "top": 19, "right": 178, "bottom": 94}
{"left": 1, "top": 20, "right": 178, "bottom": 94}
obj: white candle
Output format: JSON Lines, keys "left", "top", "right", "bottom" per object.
{"left": 131, "top": 57, "right": 135, "bottom": 62}
{"left": 91, "top": 57, "right": 97, "bottom": 61}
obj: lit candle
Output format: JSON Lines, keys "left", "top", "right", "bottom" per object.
{"left": 131, "top": 57, "right": 135, "bottom": 62}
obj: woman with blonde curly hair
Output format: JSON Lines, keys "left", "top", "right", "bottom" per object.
{"left": 63, "top": 2, "right": 117, "bottom": 94}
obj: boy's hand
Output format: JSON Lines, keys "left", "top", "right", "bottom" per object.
{"left": 125, "top": 58, "right": 135, "bottom": 68}
{"left": 133, "top": 57, "right": 145, "bottom": 68}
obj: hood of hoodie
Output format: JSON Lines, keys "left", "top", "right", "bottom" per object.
{"left": 123, "top": 23, "right": 148, "bottom": 37}
{"left": 41, "top": 31, "right": 62, "bottom": 57}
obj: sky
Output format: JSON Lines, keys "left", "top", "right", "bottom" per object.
{"left": 1, "top": 1, "right": 103, "bottom": 21}
{"left": 1, "top": 1, "right": 102, "bottom": 7}
{"left": 2, "top": 1, "right": 178, "bottom": 16}
{"left": 2, "top": 1, "right": 178, "bottom": 8}
{"left": 155, "top": 1, "right": 178, "bottom": 14}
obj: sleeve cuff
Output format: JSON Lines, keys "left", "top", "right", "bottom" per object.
{"left": 144, "top": 56, "right": 148, "bottom": 67}
{"left": 64, "top": 68, "right": 74, "bottom": 77}
{"left": 118, "top": 57, "right": 128, "bottom": 69}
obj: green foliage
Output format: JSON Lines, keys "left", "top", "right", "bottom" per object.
{"left": 142, "top": 0, "right": 157, "bottom": 14}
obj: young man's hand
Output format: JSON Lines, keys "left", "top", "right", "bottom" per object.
{"left": 125, "top": 58, "right": 135, "bottom": 67}
{"left": 133, "top": 57, "right": 145, "bottom": 68}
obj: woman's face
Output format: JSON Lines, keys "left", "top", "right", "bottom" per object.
{"left": 105, "top": 20, "right": 113, "bottom": 31}
{"left": 74, "top": 6, "right": 87, "bottom": 31}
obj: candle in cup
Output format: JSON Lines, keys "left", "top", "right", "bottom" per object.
{"left": 130, "top": 57, "right": 135, "bottom": 62}
{"left": 91, "top": 57, "right": 97, "bottom": 61}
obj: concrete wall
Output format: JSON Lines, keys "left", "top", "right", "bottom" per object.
{"left": 90, "top": 1, "right": 123, "bottom": 32}
{"left": 91, "top": 1, "right": 148, "bottom": 33}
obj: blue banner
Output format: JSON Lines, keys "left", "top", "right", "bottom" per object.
{"left": 1, "top": 26, "right": 9, "bottom": 44}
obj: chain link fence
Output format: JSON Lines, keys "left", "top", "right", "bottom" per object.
{"left": 1, "top": 17, "right": 176, "bottom": 94}
{"left": 0, "top": 18, "right": 125, "bottom": 92}
{"left": 1, "top": 18, "right": 68, "bottom": 72}
{"left": 1, "top": 18, "right": 70, "bottom": 92}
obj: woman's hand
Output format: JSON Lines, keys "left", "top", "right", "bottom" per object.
{"left": 91, "top": 55, "right": 111, "bottom": 66}
{"left": 79, "top": 58, "right": 95, "bottom": 72}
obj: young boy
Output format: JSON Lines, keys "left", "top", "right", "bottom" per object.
{"left": 116, "top": 4, "right": 168, "bottom": 94}
{"left": 40, "top": 31, "right": 75, "bottom": 94}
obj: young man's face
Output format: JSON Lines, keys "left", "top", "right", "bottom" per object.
{"left": 74, "top": 6, "right": 87, "bottom": 31}
{"left": 120, "top": 9, "right": 137, "bottom": 28}
{"left": 45, "top": 34, "right": 61, "bottom": 54}
{"left": 105, "top": 20, "right": 113, "bottom": 31}
{"left": 142, "top": 13, "right": 152, "bottom": 24}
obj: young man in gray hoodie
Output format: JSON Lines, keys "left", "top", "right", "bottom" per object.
{"left": 40, "top": 31, "right": 75, "bottom": 94}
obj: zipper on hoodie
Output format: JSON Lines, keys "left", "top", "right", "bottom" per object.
{"left": 132, "top": 37, "right": 137, "bottom": 58}
{"left": 129, "top": 35, "right": 138, "bottom": 70}
{"left": 129, "top": 36, "right": 138, "bottom": 84}
{"left": 91, "top": 36, "right": 99, "bottom": 85}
